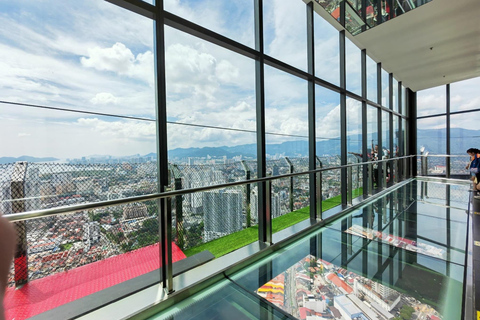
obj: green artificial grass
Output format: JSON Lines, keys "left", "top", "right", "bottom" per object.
{"left": 183, "top": 190, "right": 361, "bottom": 258}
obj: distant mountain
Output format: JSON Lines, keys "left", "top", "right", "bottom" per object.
{"left": 418, "top": 128, "right": 480, "bottom": 154}
{"left": 0, "top": 156, "right": 59, "bottom": 164}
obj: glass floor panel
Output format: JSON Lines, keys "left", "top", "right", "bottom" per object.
{"left": 150, "top": 179, "right": 470, "bottom": 320}
{"left": 148, "top": 278, "right": 293, "bottom": 320}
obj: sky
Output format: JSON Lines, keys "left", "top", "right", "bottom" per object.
{"left": 0, "top": 0, "right": 477, "bottom": 159}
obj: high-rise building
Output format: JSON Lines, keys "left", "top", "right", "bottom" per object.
{"left": 202, "top": 189, "right": 243, "bottom": 242}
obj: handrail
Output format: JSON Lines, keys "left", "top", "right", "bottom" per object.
{"left": 418, "top": 154, "right": 469, "bottom": 158}
{"left": 4, "top": 155, "right": 415, "bottom": 223}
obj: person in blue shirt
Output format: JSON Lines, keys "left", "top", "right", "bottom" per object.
{"left": 467, "top": 148, "right": 480, "bottom": 197}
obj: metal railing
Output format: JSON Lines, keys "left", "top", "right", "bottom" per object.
{"left": 2, "top": 155, "right": 415, "bottom": 292}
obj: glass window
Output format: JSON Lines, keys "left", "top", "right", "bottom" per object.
{"left": 314, "top": 12, "right": 339, "bottom": 86}
{"left": 316, "top": 85, "right": 341, "bottom": 208}
{"left": 164, "top": 0, "right": 254, "bottom": 48}
{"left": 347, "top": 98, "right": 363, "bottom": 198}
{"left": 381, "top": 69, "right": 389, "bottom": 108}
{"left": 265, "top": 65, "right": 309, "bottom": 224}
{"left": 393, "top": 115, "right": 400, "bottom": 157}
{"left": 367, "top": 105, "right": 378, "bottom": 159}
{"left": 0, "top": 0, "right": 159, "bottom": 304}
{"left": 401, "top": 84, "right": 406, "bottom": 116}
{"left": 165, "top": 27, "right": 257, "bottom": 256}
{"left": 367, "top": 56, "right": 377, "bottom": 102}
{"left": 382, "top": 110, "right": 390, "bottom": 157}
{"left": 416, "top": 85, "right": 446, "bottom": 117}
{"left": 450, "top": 111, "right": 480, "bottom": 175}
{"left": 417, "top": 116, "right": 446, "bottom": 174}
{"left": 264, "top": 0, "right": 307, "bottom": 71}
{"left": 346, "top": 38, "right": 361, "bottom": 96}
{"left": 392, "top": 77, "right": 399, "bottom": 113}
{"left": 450, "top": 76, "right": 480, "bottom": 113}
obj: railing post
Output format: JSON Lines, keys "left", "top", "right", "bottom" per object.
{"left": 368, "top": 163, "right": 373, "bottom": 195}
{"left": 316, "top": 171, "right": 322, "bottom": 220}
{"left": 394, "top": 159, "right": 398, "bottom": 184}
{"left": 425, "top": 155, "right": 429, "bottom": 176}
{"left": 11, "top": 161, "right": 28, "bottom": 287}
{"left": 347, "top": 166, "right": 353, "bottom": 206}
{"left": 285, "top": 157, "right": 294, "bottom": 212}
{"left": 382, "top": 162, "right": 387, "bottom": 190}
{"left": 174, "top": 177, "right": 184, "bottom": 251}
{"left": 160, "top": 196, "right": 174, "bottom": 295}
{"left": 242, "top": 161, "right": 252, "bottom": 227}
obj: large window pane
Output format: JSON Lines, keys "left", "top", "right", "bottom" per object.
{"left": 346, "top": 38, "right": 361, "bottom": 96}
{"left": 316, "top": 85, "right": 341, "bottom": 209}
{"left": 417, "top": 85, "right": 446, "bottom": 117}
{"left": 0, "top": 0, "right": 158, "bottom": 310}
{"left": 265, "top": 66, "right": 309, "bottom": 228}
{"left": 165, "top": 27, "right": 257, "bottom": 257}
{"left": 381, "top": 69, "right": 389, "bottom": 108}
{"left": 417, "top": 116, "right": 446, "bottom": 175}
{"left": 264, "top": 0, "right": 307, "bottom": 71}
{"left": 347, "top": 99, "right": 363, "bottom": 198}
{"left": 401, "top": 84, "right": 407, "bottom": 116}
{"left": 367, "top": 56, "right": 377, "bottom": 102}
{"left": 314, "top": 13, "right": 339, "bottom": 86}
{"left": 450, "top": 111, "right": 480, "bottom": 175}
{"left": 382, "top": 110, "right": 390, "bottom": 156}
{"left": 393, "top": 115, "right": 400, "bottom": 157}
{"left": 450, "top": 76, "right": 480, "bottom": 113}
{"left": 392, "top": 77, "right": 399, "bottom": 113}
{"left": 367, "top": 105, "right": 378, "bottom": 156}
{"left": 164, "top": 0, "right": 254, "bottom": 48}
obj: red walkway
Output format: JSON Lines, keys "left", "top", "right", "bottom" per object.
{"left": 4, "top": 243, "right": 186, "bottom": 320}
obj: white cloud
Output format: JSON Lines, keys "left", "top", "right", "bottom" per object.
{"left": 77, "top": 118, "right": 156, "bottom": 139}
{"left": 91, "top": 92, "right": 118, "bottom": 105}
{"left": 81, "top": 42, "right": 154, "bottom": 85}
{"left": 18, "top": 133, "right": 31, "bottom": 137}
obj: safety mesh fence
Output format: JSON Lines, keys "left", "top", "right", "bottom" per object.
{"left": 417, "top": 155, "right": 470, "bottom": 177}
{"left": 2, "top": 157, "right": 345, "bottom": 287}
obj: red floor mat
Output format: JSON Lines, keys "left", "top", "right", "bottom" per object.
{"left": 4, "top": 243, "right": 186, "bottom": 320}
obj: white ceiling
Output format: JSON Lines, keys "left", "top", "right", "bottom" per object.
{"left": 350, "top": 0, "right": 480, "bottom": 92}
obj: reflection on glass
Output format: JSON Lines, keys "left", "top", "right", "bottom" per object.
{"left": 264, "top": 0, "right": 307, "bottom": 71}
{"left": 346, "top": 38, "right": 362, "bottom": 96}
{"left": 417, "top": 85, "right": 446, "bottom": 117}
{"left": 314, "top": 13, "right": 340, "bottom": 86}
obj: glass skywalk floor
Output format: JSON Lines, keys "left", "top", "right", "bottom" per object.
{"left": 149, "top": 179, "right": 470, "bottom": 320}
